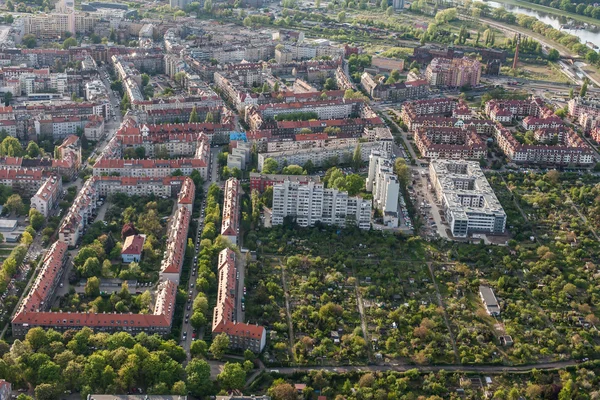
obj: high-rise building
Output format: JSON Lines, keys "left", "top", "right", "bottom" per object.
{"left": 272, "top": 180, "right": 371, "bottom": 229}
{"left": 393, "top": 0, "right": 404, "bottom": 10}
{"left": 366, "top": 150, "right": 399, "bottom": 227}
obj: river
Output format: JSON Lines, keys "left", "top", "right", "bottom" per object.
{"left": 486, "top": 0, "right": 600, "bottom": 49}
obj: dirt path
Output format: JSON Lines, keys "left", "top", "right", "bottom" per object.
{"left": 280, "top": 263, "right": 296, "bottom": 362}
{"left": 352, "top": 266, "right": 373, "bottom": 363}
{"left": 426, "top": 262, "right": 460, "bottom": 364}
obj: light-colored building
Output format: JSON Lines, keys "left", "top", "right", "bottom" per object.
{"left": 429, "top": 160, "right": 506, "bottom": 238}
{"left": 371, "top": 56, "right": 405, "bottom": 72}
{"left": 366, "top": 150, "right": 399, "bottom": 227}
{"left": 272, "top": 180, "right": 371, "bottom": 229}
{"left": 30, "top": 174, "right": 62, "bottom": 218}
{"left": 479, "top": 285, "right": 500, "bottom": 316}
{"left": 258, "top": 140, "right": 382, "bottom": 172}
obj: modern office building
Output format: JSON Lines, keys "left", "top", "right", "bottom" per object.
{"left": 272, "top": 180, "right": 371, "bottom": 229}
{"left": 429, "top": 160, "right": 506, "bottom": 238}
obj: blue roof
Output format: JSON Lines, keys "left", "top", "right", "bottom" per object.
{"left": 229, "top": 132, "right": 247, "bottom": 142}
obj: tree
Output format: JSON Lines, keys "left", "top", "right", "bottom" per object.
{"left": 189, "top": 106, "right": 199, "bottom": 123}
{"left": 386, "top": 5, "right": 394, "bottom": 15}
{"left": 141, "top": 74, "right": 150, "bottom": 87}
{"left": 352, "top": 143, "right": 363, "bottom": 170}
{"left": 262, "top": 158, "right": 278, "bottom": 174}
{"left": 137, "top": 209, "right": 162, "bottom": 237}
{"left": 269, "top": 381, "right": 297, "bottom": 400}
{"left": 580, "top": 81, "right": 588, "bottom": 97}
{"left": 547, "top": 48, "right": 560, "bottom": 61}
{"left": 190, "top": 340, "right": 207, "bottom": 358}
{"left": 587, "top": 50, "right": 599, "bottom": 64}
{"left": 203, "top": 0, "right": 213, "bottom": 13}
{"left": 22, "top": 34, "right": 37, "bottom": 48}
{"left": 6, "top": 0, "right": 14, "bottom": 11}
{"left": 204, "top": 112, "right": 214, "bottom": 123}
{"left": 218, "top": 362, "right": 246, "bottom": 391}
{"left": 324, "top": 78, "right": 337, "bottom": 90}
{"left": 190, "top": 311, "right": 206, "bottom": 330}
{"left": 34, "top": 383, "right": 59, "bottom": 400}
{"left": 81, "top": 257, "right": 102, "bottom": 278}
{"left": 0, "top": 137, "right": 23, "bottom": 157}
{"left": 172, "top": 381, "right": 187, "bottom": 396}
{"left": 3, "top": 92, "right": 12, "bottom": 107}
{"left": 209, "top": 333, "right": 229, "bottom": 360}
{"left": 134, "top": 147, "right": 146, "bottom": 159}
{"left": 62, "top": 37, "right": 77, "bottom": 49}
{"left": 185, "top": 359, "right": 212, "bottom": 397}
{"left": 345, "top": 174, "right": 364, "bottom": 196}
{"left": 569, "top": 88, "right": 574, "bottom": 99}
{"left": 4, "top": 194, "right": 24, "bottom": 215}
{"left": 338, "top": 11, "right": 346, "bottom": 22}
{"left": 381, "top": 0, "right": 387, "bottom": 10}
{"left": 435, "top": 7, "right": 458, "bottom": 23}
{"left": 20, "top": 231, "right": 33, "bottom": 246}
{"left": 26, "top": 141, "right": 40, "bottom": 158}
{"left": 84, "top": 277, "right": 100, "bottom": 297}
{"left": 273, "top": 82, "right": 280, "bottom": 92}
{"left": 281, "top": 165, "right": 304, "bottom": 175}
{"left": 394, "top": 158, "right": 410, "bottom": 186}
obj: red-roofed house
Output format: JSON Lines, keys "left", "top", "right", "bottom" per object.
{"left": 212, "top": 248, "right": 266, "bottom": 352}
{"left": 121, "top": 234, "right": 146, "bottom": 263}
{"left": 221, "top": 178, "right": 240, "bottom": 245}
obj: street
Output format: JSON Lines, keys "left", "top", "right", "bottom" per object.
{"left": 179, "top": 146, "right": 220, "bottom": 358}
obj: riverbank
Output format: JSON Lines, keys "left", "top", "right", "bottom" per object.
{"left": 490, "top": 0, "right": 600, "bottom": 27}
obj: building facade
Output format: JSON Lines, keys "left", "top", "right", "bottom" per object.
{"left": 272, "top": 180, "right": 371, "bottom": 229}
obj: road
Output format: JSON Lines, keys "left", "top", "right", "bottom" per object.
{"left": 179, "top": 147, "right": 220, "bottom": 358}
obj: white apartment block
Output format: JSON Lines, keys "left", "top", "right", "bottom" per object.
{"left": 31, "top": 174, "right": 62, "bottom": 218}
{"left": 258, "top": 141, "right": 381, "bottom": 171}
{"left": 429, "top": 160, "right": 506, "bottom": 238}
{"left": 366, "top": 150, "right": 399, "bottom": 228}
{"left": 272, "top": 180, "right": 371, "bottom": 230}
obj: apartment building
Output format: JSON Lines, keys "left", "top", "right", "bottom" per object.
{"left": 568, "top": 96, "right": 600, "bottom": 119}
{"left": 414, "top": 126, "right": 486, "bottom": 160}
{"left": 360, "top": 72, "right": 429, "bottom": 102}
{"left": 160, "top": 206, "right": 190, "bottom": 284}
{"left": 429, "top": 160, "right": 506, "bottom": 238}
{"left": 221, "top": 178, "right": 240, "bottom": 245}
{"left": 212, "top": 248, "right": 266, "bottom": 353}
{"left": 93, "top": 158, "right": 208, "bottom": 180}
{"left": 30, "top": 174, "right": 62, "bottom": 218}
{"left": 426, "top": 57, "right": 481, "bottom": 88}
{"left": 116, "top": 122, "right": 212, "bottom": 159}
{"left": 257, "top": 140, "right": 382, "bottom": 172}
{"left": 366, "top": 150, "right": 399, "bottom": 228}
{"left": 0, "top": 168, "right": 45, "bottom": 197}
{"left": 249, "top": 172, "right": 321, "bottom": 193}
{"left": 493, "top": 124, "right": 593, "bottom": 166}
{"left": 272, "top": 180, "right": 371, "bottom": 229}
{"left": 400, "top": 98, "right": 457, "bottom": 126}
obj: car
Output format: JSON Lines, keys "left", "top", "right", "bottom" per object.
{"left": 241, "top": 304, "right": 245, "bottom": 311}
{"left": 184, "top": 319, "right": 188, "bottom": 324}
{"left": 243, "top": 286, "right": 247, "bottom": 295}
{"left": 187, "top": 305, "right": 191, "bottom": 310}
{"left": 186, "top": 313, "right": 190, "bottom": 318}
{"left": 190, "top": 283, "right": 194, "bottom": 288}
{"left": 189, "top": 290, "right": 193, "bottom": 295}
{"left": 192, "top": 332, "right": 196, "bottom": 338}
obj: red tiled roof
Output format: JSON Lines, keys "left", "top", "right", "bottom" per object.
{"left": 122, "top": 234, "right": 146, "bottom": 255}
